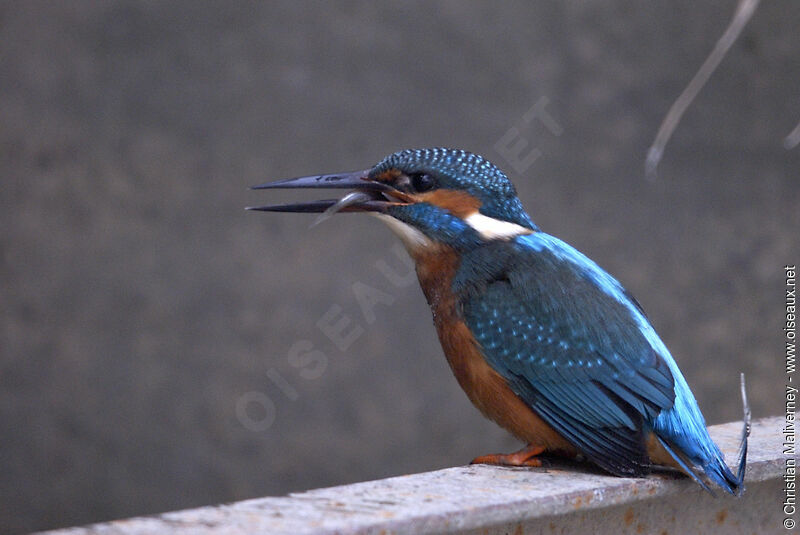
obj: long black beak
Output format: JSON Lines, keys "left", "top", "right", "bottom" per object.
{"left": 247, "top": 170, "right": 396, "bottom": 213}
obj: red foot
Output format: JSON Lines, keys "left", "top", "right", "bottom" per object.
{"left": 470, "top": 444, "right": 546, "bottom": 467}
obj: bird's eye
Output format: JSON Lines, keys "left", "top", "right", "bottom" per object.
{"left": 409, "top": 172, "right": 436, "bottom": 192}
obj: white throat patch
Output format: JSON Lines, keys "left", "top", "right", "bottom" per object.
{"left": 464, "top": 212, "right": 533, "bottom": 240}
{"left": 373, "top": 211, "right": 531, "bottom": 252}
{"left": 372, "top": 213, "right": 433, "bottom": 252}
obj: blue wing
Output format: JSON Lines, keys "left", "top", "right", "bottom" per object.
{"left": 453, "top": 233, "right": 679, "bottom": 477}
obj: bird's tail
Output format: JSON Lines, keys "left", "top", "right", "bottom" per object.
{"left": 657, "top": 373, "right": 751, "bottom": 495}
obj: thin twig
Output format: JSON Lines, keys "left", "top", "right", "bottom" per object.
{"left": 784, "top": 120, "right": 800, "bottom": 149}
{"left": 645, "top": 0, "right": 761, "bottom": 180}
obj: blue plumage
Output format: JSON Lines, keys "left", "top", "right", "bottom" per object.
{"left": 254, "top": 147, "right": 749, "bottom": 495}
{"left": 373, "top": 148, "right": 538, "bottom": 230}
{"left": 455, "top": 233, "right": 744, "bottom": 492}
{"left": 382, "top": 149, "right": 748, "bottom": 494}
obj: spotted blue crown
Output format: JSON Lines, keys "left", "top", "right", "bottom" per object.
{"left": 371, "top": 148, "right": 538, "bottom": 230}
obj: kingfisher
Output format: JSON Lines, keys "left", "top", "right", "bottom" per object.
{"left": 249, "top": 147, "right": 749, "bottom": 494}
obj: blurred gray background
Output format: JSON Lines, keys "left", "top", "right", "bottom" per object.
{"left": 1, "top": 1, "right": 798, "bottom": 533}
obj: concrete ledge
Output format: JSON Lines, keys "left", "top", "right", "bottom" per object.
{"left": 42, "top": 417, "right": 786, "bottom": 534}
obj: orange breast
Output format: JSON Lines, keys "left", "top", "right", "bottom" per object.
{"left": 412, "top": 245, "right": 575, "bottom": 454}
{"left": 645, "top": 433, "right": 685, "bottom": 472}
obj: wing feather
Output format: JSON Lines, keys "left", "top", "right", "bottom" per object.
{"left": 456, "top": 237, "right": 675, "bottom": 476}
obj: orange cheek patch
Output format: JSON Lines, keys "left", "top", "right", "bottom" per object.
{"left": 416, "top": 189, "right": 482, "bottom": 218}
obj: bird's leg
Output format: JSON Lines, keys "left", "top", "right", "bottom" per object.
{"left": 470, "top": 444, "right": 545, "bottom": 467}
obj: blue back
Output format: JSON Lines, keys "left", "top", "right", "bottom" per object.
{"left": 453, "top": 232, "right": 738, "bottom": 489}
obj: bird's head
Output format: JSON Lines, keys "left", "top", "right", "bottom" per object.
{"left": 249, "top": 148, "right": 537, "bottom": 255}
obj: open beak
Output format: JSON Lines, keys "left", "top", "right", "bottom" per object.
{"left": 247, "top": 170, "right": 406, "bottom": 214}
